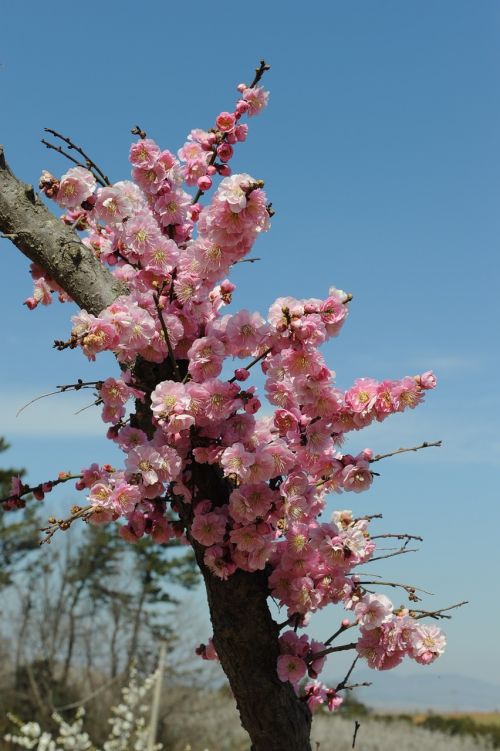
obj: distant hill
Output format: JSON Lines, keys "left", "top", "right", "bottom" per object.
{"left": 352, "top": 671, "right": 500, "bottom": 712}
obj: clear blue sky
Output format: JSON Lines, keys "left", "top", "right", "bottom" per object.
{"left": 1, "top": 1, "right": 499, "bottom": 693}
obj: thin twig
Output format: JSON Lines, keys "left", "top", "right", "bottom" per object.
{"left": 249, "top": 59, "right": 271, "bottom": 88}
{"left": 41, "top": 139, "right": 89, "bottom": 172}
{"left": 44, "top": 128, "right": 110, "bottom": 186}
{"left": 232, "top": 257, "right": 261, "bottom": 265}
{"left": 16, "top": 380, "right": 103, "bottom": 417}
{"left": 371, "top": 533, "right": 423, "bottom": 542}
{"left": 55, "top": 672, "right": 124, "bottom": 710}
{"left": 335, "top": 655, "right": 359, "bottom": 692}
{"left": 153, "top": 292, "right": 181, "bottom": 381}
{"left": 411, "top": 600, "right": 468, "bottom": 620}
{"left": 370, "top": 440, "right": 442, "bottom": 463}
{"left": 368, "top": 547, "right": 419, "bottom": 563}
{"left": 131, "top": 125, "right": 147, "bottom": 140}
{"left": 358, "top": 579, "right": 432, "bottom": 601}
{"left": 1, "top": 472, "right": 81, "bottom": 507}
{"left": 352, "top": 721, "right": 361, "bottom": 749}
{"left": 324, "top": 621, "right": 355, "bottom": 647}
{"left": 74, "top": 398, "right": 102, "bottom": 415}
{"left": 40, "top": 504, "right": 93, "bottom": 544}
{"left": 228, "top": 347, "right": 272, "bottom": 383}
{"left": 309, "top": 642, "right": 357, "bottom": 661}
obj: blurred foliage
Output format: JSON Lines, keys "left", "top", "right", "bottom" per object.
{"left": 0, "top": 436, "right": 199, "bottom": 742}
{"left": 0, "top": 437, "right": 39, "bottom": 589}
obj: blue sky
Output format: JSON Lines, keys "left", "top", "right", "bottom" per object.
{"left": 1, "top": 1, "right": 499, "bottom": 693}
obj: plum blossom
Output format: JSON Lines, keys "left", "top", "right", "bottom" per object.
{"left": 56, "top": 166, "right": 96, "bottom": 208}
{"left": 15, "top": 67, "right": 446, "bottom": 716}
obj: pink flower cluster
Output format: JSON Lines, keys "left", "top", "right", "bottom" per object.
{"left": 356, "top": 609, "right": 446, "bottom": 669}
{"left": 24, "top": 70, "right": 446, "bottom": 710}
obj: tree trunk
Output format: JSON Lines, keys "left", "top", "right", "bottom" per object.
{"left": 203, "top": 565, "right": 312, "bottom": 750}
{"left": 0, "top": 154, "right": 313, "bottom": 751}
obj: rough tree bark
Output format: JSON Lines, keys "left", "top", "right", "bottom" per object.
{"left": 0, "top": 147, "right": 125, "bottom": 314}
{"left": 0, "top": 149, "right": 313, "bottom": 750}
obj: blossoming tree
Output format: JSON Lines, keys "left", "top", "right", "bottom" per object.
{"left": 0, "top": 62, "right": 457, "bottom": 751}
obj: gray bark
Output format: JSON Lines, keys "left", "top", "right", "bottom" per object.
{"left": 0, "top": 146, "right": 125, "bottom": 315}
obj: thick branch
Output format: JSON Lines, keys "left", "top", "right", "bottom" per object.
{"left": 0, "top": 146, "right": 124, "bottom": 315}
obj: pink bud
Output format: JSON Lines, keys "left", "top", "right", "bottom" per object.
{"left": 236, "top": 99, "right": 250, "bottom": 116}
{"left": 220, "top": 280, "right": 236, "bottom": 295}
{"left": 217, "top": 143, "right": 234, "bottom": 163}
{"left": 217, "top": 164, "right": 231, "bottom": 177}
{"left": 207, "top": 165, "right": 217, "bottom": 176}
{"left": 341, "top": 618, "right": 350, "bottom": 628}
{"left": 419, "top": 370, "right": 437, "bottom": 389}
{"left": 197, "top": 175, "right": 213, "bottom": 191}
{"left": 244, "top": 397, "right": 261, "bottom": 414}
{"left": 304, "top": 303, "right": 318, "bottom": 314}
{"left": 189, "top": 204, "right": 202, "bottom": 221}
{"left": 234, "top": 368, "right": 250, "bottom": 381}
{"left": 235, "top": 124, "right": 248, "bottom": 142}
{"left": 237, "top": 83, "right": 247, "bottom": 92}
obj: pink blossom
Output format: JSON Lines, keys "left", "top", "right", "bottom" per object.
{"left": 341, "top": 461, "right": 373, "bottom": 493}
{"left": 129, "top": 138, "right": 161, "bottom": 169}
{"left": 216, "top": 111, "right": 236, "bottom": 132}
{"left": 191, "top": 510, "right": 227, "bottom": 546}
{"left": 126, "top": 445, "right": 181, "bottom": 485}
{"left": 187, "top": 336, "right": 225, "bottom": 382}
{"left": 93, "top": 186, "right": 130, "bottom": 224}
{"left": 277, "top": 654, "right": 307, "bottom": 685}
{"left": 225, "top": 309, "right": 269, "bottom": 357}
{"left": 418, "top": 370, "right": 437, "bottom": 389}
{"left": 409, "top": 623, "right": 446, "bottom": 664}
{"left": 109, "top": 482, "right": 141, "bottom": 514}
{"left": 204, "top": 545, "right": 237, "bottom": 580}
{"left": 56, "top": 167, "right": 96, "bottom": 209}
{"left": 355, "top": 593, "right": 393, "bottom": 629}
{"left": 242, "top": 86, "right": 269, "bottom": 116}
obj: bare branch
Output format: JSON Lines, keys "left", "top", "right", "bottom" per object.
{"left": 43, "top": 128, "right": 110, "bottom": 186}
{"left": 249, "top": 60, "right": 271, "bottom": 88}
{"left": 16, "top": 380, "right": 103, "bottom": 416}
{"left": 352, "top": 721, "right": 361, "bottom": 749}
{"left": 358, "top": 579, "right": 433, "bottom": 601}
{"left": 228, "top": 347, "right": 272, "bottom": 383}
{"left": 308, "top": 642, "right": 357, "bottom": 661}
{"left": 368, "top": 547, "right": 419, "bottom": 563}
{"left": 1, "top": 472, "right": 81, "bottom": 509}
{"left": 40, "top": 504, "right": 93, "bottom": 544}
{"left": 131, "top": 125, "right": 147, "bottom": 140}
{"left": 411, "top": 600, "right": 468, "bottom": 620}
{"left": 335, "top": 655, "right": 360, "bottom": 692}
{"left": 371, "top": 532, "right": 423, "bottom": 543}
{"left": 370, "top": 440, "right": 442, "bottom": 463}
{"left": 232, "top": 257, "right": 261, "bottom": 265}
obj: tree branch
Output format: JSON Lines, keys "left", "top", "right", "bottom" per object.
{"left": 0, "top": 146, "right": 125, "bottom": 315}
{"left": 370, "top": 440, "right": 442, "bottom": 463}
